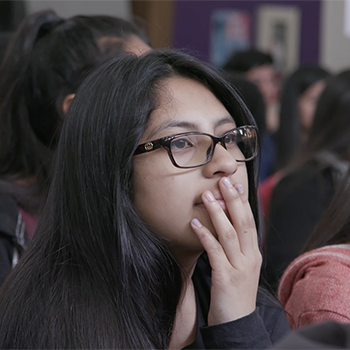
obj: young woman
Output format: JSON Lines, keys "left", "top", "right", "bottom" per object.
{"left": 264, "top": 70, "right": 350, "bottom": 291}
{"left": 0, "top": 50, "right": 289, "bottom": 349}
{"left": 259, "top": 66, "right": 329, "bottom": 241}
{"left": 279, "top": 167, "right": 350, "bottom": 329}
{"left": 0, "top": 10, "right": 150, "bottom": 285}
{"left": 275, "top": 65, "right": 330, "bottom": 170}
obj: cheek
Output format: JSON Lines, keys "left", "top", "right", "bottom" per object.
{"left": 133, "top": 161, "right": 196, "bottom": 245}
{"left": 134, "top": 174, "right": 177, "bottom": 222}
{"left": 298, "top": 100, "right": 315, "bottom": 129}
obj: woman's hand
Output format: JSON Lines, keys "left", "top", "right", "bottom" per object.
{"left": 191, "top": 176, "right": 262, "bottom": 325}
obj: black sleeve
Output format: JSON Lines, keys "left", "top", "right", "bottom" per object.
{"left": 263, "top": 167, "right": 334, "bottom": 290}
{"left": 192, "top": 255, "right": 290, "bottom": 349}
{"left": 0, "top": 235, "right": 13, "bottom": 286}
{"left": 259, "top": 303, "right": 291, "bottom": 344}
{"left": 200, "top": 305, "right": 291, "bottom": 350}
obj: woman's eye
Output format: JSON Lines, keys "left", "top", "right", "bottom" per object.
{"left": 224, "top": 133, "right": 236, "bottom": 144}
{"left": 171, "top": 138, "right": 192, "bottom": 150}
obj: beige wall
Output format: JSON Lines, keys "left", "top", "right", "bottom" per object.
{"left": 320, "top": 0, "right": 350, "bottom": 72}
{"left": 25, "top": 0, "right": 132, "bottom": 20}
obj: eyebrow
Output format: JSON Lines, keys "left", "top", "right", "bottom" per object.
{"left": 147, "top": 116, "right": 235, "bottom": 140}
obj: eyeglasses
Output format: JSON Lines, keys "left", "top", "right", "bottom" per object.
{"left": 133, "top": 125, "right": 258, "bottom": 169}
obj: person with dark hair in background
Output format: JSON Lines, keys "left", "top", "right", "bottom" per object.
{"left": 0, "top": 50, "right": 289, "bottom": 349}
{"left": 223, "top": 49, "right": 279, "bottom": 118}
{"left": 0, "top": 9, "right": 150, "bottom": 286}
{"left": 223, "top": 49, "right": 280, "bottom": 182}
{"left": 275, "top": 65, "right": 330, "bottom": 170}
{"left": 259, "top": 66, "right": 330, "bottom": 234}
{"left": 264, "top": 70, "right": 350, "bottom": 291}
{"left": 278, "top": 167, "right": 350, "bottom": 329}
{"left": 224, "top": 72, "right": 267, "bottom": 142}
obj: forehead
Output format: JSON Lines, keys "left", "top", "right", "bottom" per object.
{"left": 143, "top": 76, "right": 235, "bottom": 140}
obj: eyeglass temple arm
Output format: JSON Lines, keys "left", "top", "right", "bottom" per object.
{"left": 134, "top": 139, "right": 164, "bottom": 155}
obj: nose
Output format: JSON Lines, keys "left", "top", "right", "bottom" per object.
{"left": 202, "top": 143, "right": 238, "bottom": 178}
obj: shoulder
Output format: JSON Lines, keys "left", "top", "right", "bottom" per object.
{"left": 278, "top": 245, "right": 350, "bottom": 327}
{"left": 269, "top": 162, "right": 335, "bottom": 220}
{"left": 279, "top": 245, "right": 350, "bottom": 295}
{"left": 273, "top": 161, "right": 333, "bottom": 198}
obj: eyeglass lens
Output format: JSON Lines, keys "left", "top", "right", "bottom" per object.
{"left": 169, "top": 127, "right": 257, "bottom": 167}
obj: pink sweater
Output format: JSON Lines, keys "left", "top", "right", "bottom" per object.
{"left": 278, "top": 244, "right": 350, "bottom": 329}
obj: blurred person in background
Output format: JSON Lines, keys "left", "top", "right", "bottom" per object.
{"left": 264, "top": 70, "right": 350, "bottom": 291}
{"left": 223, "top": 49, "right": 281, "bottom": 181}
{"left": 259, "top": 65, "right": 330, "bottom": 234}
{"left": 0, "top": 9, "right": 150, "bottom": 286}
{"left": 279, "top": 167, "right": 350, "bottom": 329}
{"left": 275, "top": 65, "right": 330, "bottom": 171}
{"left": 223, "top": 72, "right": 267, "bottom": 141}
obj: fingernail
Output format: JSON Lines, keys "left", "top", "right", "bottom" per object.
{"left": 236, "top": 184, "right": 244, "bottom": 194}
{"left": 204, "top": 191, "right": 215, "bottom": 202}
{"left": 192, "top": 218, "right": 202, "bottom": 228}
{"left": 223, "top": 177, "right": 232, "bottom": 188}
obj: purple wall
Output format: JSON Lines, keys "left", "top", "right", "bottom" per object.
{"left": 173, "top": 0, "right": 321, "bottom": 65}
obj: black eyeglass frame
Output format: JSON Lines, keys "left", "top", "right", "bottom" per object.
{"left": 133, "top": 125, "right": 258, "bottom": 169}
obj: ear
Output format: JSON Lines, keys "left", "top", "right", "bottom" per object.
{"left": 62, "top": 93, "right": 75, "bottom": 115}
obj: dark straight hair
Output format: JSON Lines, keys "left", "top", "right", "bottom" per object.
{"left": 0, "top": 50, "right": 260, "bottom": 349}
{"left": 0, "top": 10, "right": 147, "bottom": 212}
{"left": 306, "top": 70, "right": 350, "bottom": 158}
{"left": 275, "top": 65, "right": 330, "bottom": 170}
{"left": 223, "top": 72, "right": 267, "bottom": 140}
{"left": 303, "top": 167, "right": 350, "bottom": 253}
{"left": 223, "top": 49, "right": 273, "bottom": 73}
{"left": 284, "top": 70, "right": 350, "bottom": 177}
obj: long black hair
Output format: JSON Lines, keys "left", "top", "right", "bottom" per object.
{"left": 275, "top": 65, "right": 330, "bottom": 170}
{"left": 223, "top": 49, "right": 273, "bottom": 72}
{"left": 305, "top": 70, "right": 350, "bottom": 159}
{"left": 224, "top": 72, "right": 267, "bottom": 140}
{"left": 0, "top": 50, "right": 260, "bottom": 349}
{"left": 282, "top": 70, "right": 350, "bottom": 180}
{"left": 0, "top": 9, "right": 147, "bottom": 212}
{"left": 303, "top": 166, "right": 350, "bottom": 253}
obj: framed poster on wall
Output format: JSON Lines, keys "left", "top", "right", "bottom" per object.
{"left": 210, "top": 10, "right": 251, "bottom": 68}
{"left": 256, "top": 5, "right": 301, "bottom": 75}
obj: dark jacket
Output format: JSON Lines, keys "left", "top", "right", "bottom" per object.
{"left": 263, "top": 152, "right": 349, "bottom": 291}
{"left": 186, "top": 253, "right": 290, "bottom": 349}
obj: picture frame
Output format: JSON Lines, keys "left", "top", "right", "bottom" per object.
{"left": 256, "top": 5, "right": 301, "bottom": 75}
{"left": 210, "top": 10, "right": 251, "bottom": 68}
